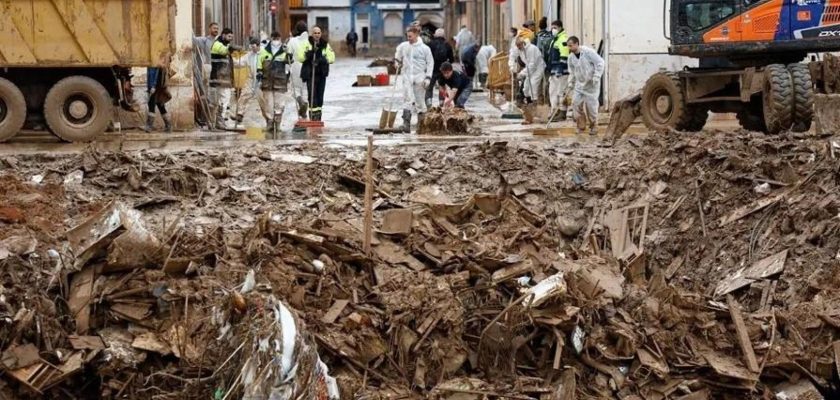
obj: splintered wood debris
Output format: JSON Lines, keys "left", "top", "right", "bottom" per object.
{"left": 2, "top": 130, "right": 840, "bottom": 399}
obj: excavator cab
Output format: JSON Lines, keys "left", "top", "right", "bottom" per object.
{"left": 669, "top": 0, "right": 840, "bottom": 61}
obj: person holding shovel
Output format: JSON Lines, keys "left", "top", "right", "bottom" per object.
{"left": 296, "top": 26, "right": 335, "bottom": 122}
{"left": 394, "top": 26, "right": 434, "bottom": 133}
{"left": 566, "top": 36, "right": 604, "bottom": 135}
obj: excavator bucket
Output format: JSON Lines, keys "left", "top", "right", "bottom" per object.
{"left": 605, "top": 93, "right": 642, "bottom": 142}
{"left": 814, "top": 94, "right": 840, "bottom": 135}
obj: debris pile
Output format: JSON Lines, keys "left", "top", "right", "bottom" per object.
{"left": 419, "top": 107, "right": 480, "bottom": 135}
{"left": 2, "top": 128, "right": 840, "bottom": 399}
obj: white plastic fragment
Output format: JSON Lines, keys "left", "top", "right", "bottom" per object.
{"left": 241, "top": 269, "right": 256, "bottom": 294}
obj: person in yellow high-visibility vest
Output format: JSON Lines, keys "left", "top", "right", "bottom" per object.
{"left": 210, "top": 28, "right": 235, "bottom": 129}
{"left": 295, "top": 26, "right": 335, "bottom": 122}
{"left": 260, "top": 31, "right": 293, "bottom": 132}
{"left": 547, "top": 20, "right": 571, "bottom": 121}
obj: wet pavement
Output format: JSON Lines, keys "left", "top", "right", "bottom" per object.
{"left": 0, "top": 57, "right": 736, "bottom": 156}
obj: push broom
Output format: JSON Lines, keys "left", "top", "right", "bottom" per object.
{"left": 501, "top": 71, "right": 523, "bottom": 119}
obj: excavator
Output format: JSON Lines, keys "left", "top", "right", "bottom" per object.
{"left": 607, "top": 0, "right": 840, "bottom": 137}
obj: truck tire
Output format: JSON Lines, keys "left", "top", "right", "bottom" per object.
{"left": 762, "top": 64, "right": 794, "bottom": 134}
{"left": 787, "top": 63, "right": 814, "bottom": 132}
{"left": 0, "top": 77, "right": 27, "bottom": 142}
{"left": 641, "top": 72, "right": 706, "bottom": 132}
{"left": 44, "top": 76, "right": 112, "bottom": 142}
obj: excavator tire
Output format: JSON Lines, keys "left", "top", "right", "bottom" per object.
{"left": 641, "top": 72, "right": 706, "bottom": 132}
{"left": 762, "top": 64, "right": 794, "bottom": 134}
{"left": 787, "top": 63, "right": 814, "bottom": 132}
{"left": 685, "top": 108, "right": 709, "bottom": 132}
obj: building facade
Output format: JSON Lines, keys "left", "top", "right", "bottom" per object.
{"left": 351, "top": 0, "right": 445, "bottom": 55}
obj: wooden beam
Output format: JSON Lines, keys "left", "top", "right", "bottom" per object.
{"left": 727, "top": 295, "right": 759, "bottom": 373}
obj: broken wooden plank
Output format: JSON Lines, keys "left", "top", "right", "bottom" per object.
{"left": 719, "top": 190, "right": 788, "bottom": 226}
{"left": 714, "top": 250, "right": 788, "bottom": 297}
{"left": 727, "top": 295, "right": 760, "bottom": 373}
{"left": 67, "top": 335, "right": 106, "bottom": 350}
{"left": 321, "top": 299, "right": 351, "bottom": 324}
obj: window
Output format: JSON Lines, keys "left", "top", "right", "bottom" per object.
{"left": 681, "top": 1, "right": 736, "bottom": 31}
{"left": 384, "top": 12, "right": 403, "bottom": 38}
{"left": 316, "top": 16, "right": 329, "bottom": 40}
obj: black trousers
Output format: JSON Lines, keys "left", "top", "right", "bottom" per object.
{"left": 148, "top": 94, "right": 167, "bottom": 114}
{"left": 305, "top": 77, "right": 327, "bottom": 111}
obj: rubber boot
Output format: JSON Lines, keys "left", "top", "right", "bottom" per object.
{"left": 417, "top": 112, "right": 426, "bottom": 134}
{"left": 143, "top": 112, "right": 154, "bottom": 132}
{"left": 273, "top": 112, "right": 283, "bottom": 131}
{"left": 297, "top": 97, "right": 309, "bottom": 119}
{"left": 312, "top": 110, "right": 322, "bottom": 121}
{"left": 400, "top": 109, "right": 411, "bottom": 133}
{"left": 265, "top": 119, "right": 274, "bottom": 132}
{"left": 162, "top": 114, "right": 173, "bottom": 133}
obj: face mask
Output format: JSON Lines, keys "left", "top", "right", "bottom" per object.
{"left": 552, "top": 28, "right": 559, "bottom": 35}
{"left": 271, "top": 40, "right": 281, "bottom": 47}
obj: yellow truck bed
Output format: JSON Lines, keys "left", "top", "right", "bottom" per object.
{"left": 0, "top": 0, "right": 174, "bottom": 67}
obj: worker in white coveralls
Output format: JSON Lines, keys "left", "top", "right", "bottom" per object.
{"left": 475, "top": 44, "right": 496, "bottom": 89}
{"left": 394, "top": 26, "right": 434, "bottom": 133}
{"left": 286, "top": 21, "right": 310, "bottom": 120}
{"left": 511, "top": 37, "right": 546, "bottom": 125}
{"left": 566, "top": 36, "right": 605, "bottom": 135}
{"left": 233, "top": 38, "right": 271, "bottom": 128}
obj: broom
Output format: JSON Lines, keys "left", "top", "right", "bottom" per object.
{"left": 501, "top": 71, "right": 523, "bottom": 119}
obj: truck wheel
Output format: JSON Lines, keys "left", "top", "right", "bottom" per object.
{"left": 641, "top": 72, "right": 705, "bottom": 132}
{"left": 44, "top": 76, "right": 112, "bottom": 142}
{"left": 787, "top": 63, "right": 814, "bottom": 132}
{"left": 762, "top": 64, "right": 794, "bottom": 134}
{"left": 0, "top": 77, "right": 27, "bottom": 142}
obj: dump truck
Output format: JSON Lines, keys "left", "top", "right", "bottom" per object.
{"left": 0, "top": 0, "right": 174, "bottom": 142}
{"left": 608, "top": 0, "right": 840, "bottom": 137}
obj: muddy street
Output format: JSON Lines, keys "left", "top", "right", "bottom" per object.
{"left": 2, "top": 123, "right": 840, "bottom": 399}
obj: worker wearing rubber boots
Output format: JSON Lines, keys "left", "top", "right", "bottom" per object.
{"left": 546, "top": 20, "right": 571, "bottom": 122}
{"left": 233, "top": 38, "right": 271, "bottom": 128}
{"left": 210, "top": 28, "right": 235, "bottom": 129}
{"left": 286, "top": 21, "right": 310, "bottom": 120}
{"left": 566, "top": 36, "right": 605, "bottom": 135}
{"left": 144, "top": 66, "right": 172, "bottom": 133}
{"left": 296, "top": 26, "right": 335, "bottom": 122}
{"left": 512, "top": 37, "right": 546, "bottom": 125}
{"left": 261, "top": 32, "right": 291, "bottom": 133}
{"left": 394, "top": 26, "right": 434, "bottom": 133}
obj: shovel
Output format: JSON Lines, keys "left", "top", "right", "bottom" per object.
{"left": 379, "top": 65, "right": 402, "bottom": 129}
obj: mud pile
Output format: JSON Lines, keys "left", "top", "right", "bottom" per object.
{"left": 1, "top": 129, "right": 839, "bottom": 399}
{"left": 419, "top": 107, "right": 480, "bottom": 135}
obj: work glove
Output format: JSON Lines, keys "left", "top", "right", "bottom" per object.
{"left": 256, "top": 73, "right": 264, "bottom": 82}
{"left": 563, "top": 95, "right": 572, "bottom": 107}
{"left": 423, "top": 77, "right": 431, "bottom": 89}
{"left": 518, "top": 69, "right": 527, "bottom": 79}
{"left": 509, "top": 66, "right": 518, "bottom": 74}
{"left": 149, "top": 88, "right": 156, "bottom": 96}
